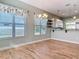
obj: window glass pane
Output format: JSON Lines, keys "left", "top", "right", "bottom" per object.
{"left": 34, "top": 26, "right": 40, "bottom": 35}
{"left": 34, "top": 18, "right": 41, "bottom": 25}
{"left": 66, "top": 22, "right": 75, "bottom": 29}
{"left": 40, "top": 19, "right": 47, "bottom": 26}
{"left": 41, "top": 26, "right": 46, "bottom": 35}
{"left": 40, "top": 19, "right": 47, "bottom": 35}
{"left": 15, "top": 15, "right": 25, "bottom": 36}
{"left": 66, "top": 24, "right": 75, "bottom": 29}
{"left": 34, "top": 18, "right": 41, "bottom": 35}
{"left": 0, "top": 12, "right": 13, "bottom": 38}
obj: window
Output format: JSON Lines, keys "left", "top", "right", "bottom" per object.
{"left": 40, "top": 19, "right": 47, "bottom": 35}
{"left": 34, "top": 25, "right": 40, "bottom": 35}
{"left": 41, "top": 26, "right": 46, "bottom": 35}
{"left": 34, "top": 18, "right": 47, "bottom": 35}
{"left": 75, "top": 19, "right": 79, "bottom": 29}
{"left": 0, "top": 12, "right": 25, "bottom": 38}
{"left": 65, "top": 21, "right": 75, "bottom": 29}
{"left": 65, "top": 19, "right": 79, "bottom": 30}
{"left": 15, "top": 15, "right": 25, "bottom": 36}
{"left": 0, "top": 12, "right": 13, "bottom": 38}
{"left": 34, "top": 18, "right": 41, "bottom": 35}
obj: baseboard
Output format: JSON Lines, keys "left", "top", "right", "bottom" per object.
{"left": 0, "top": 38, "right": 50, "bottom": 51}
{"left": 51, "top": 38, "right": 79, "bottom": 44}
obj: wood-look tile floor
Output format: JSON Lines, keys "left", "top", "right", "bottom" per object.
{"left": 0, "top": 40, "right": 79, "bottom": 59}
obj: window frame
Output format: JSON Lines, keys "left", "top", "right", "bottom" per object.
{"left": 34, "top": 17, "right": 47, "bottom": 36}
{"left": 65, "top": 21, "right": 76, "bottom": 30}
{"left": 14, "top": 15, "right": 25, "bottom": 37}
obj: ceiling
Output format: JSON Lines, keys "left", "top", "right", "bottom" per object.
{"left": 19, "top": 0, "right": 79, "bottom": 17}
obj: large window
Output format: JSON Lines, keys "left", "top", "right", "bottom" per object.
{"left": 0, "top": 12, "right": 13, "bottom": 38}
{"left": 34, "top": 18, "right": 41, "bottom": 35}
{"left": 40, "top": 19, "right": 47, "bottom": 35}
{"left": 66, "top": 22, "right": 75, "bottom": 29}
{"left": 15, "top": 15, "right": 25, "bottom": 36}
{"left": 34, "top": 18, "right": 47, "bottom": 35}
{"left": 65, "top": 20, "right": 75, "bottom": 29}
{"left": 0, "top": 12, "right": 25, "bottom": 38}
{"left": 65, "top": 19, "right": 79, "bottom": 30}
